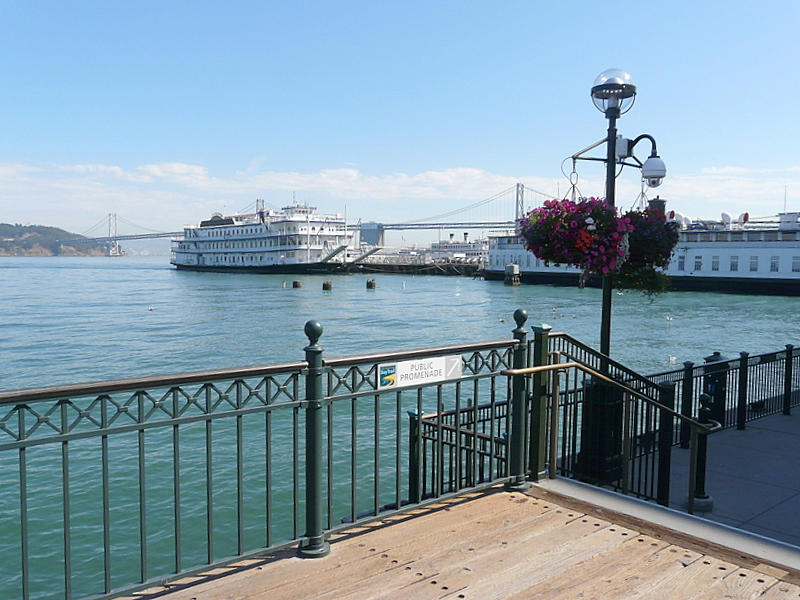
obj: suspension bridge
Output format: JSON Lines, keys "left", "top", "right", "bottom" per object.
{"left": 61, "top": 183, "right": 553, "bottom": 254}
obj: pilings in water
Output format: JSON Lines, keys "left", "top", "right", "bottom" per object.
{"left": 504, "top": 264, "right": 520, "bottom": 286}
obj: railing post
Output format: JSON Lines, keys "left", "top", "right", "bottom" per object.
{"left": 692, "top": 393, "right": 714, "bottom": 512}
{"left": 407, "top": 409, "right": 422, "bottom": 504}
{"left": 505, "top": 309, "right": 530, "bottom": 492}
{"left": 737, "top": 352, "right": 749, "bottom": 430}
{"left": 680, "top": 361, "right": 694, "bottom": 449}
{"left": 783, "top": 344, "right": 794, "bottom": 416}
{"left": 529, "top": 322, "right": 552, "bottom": 482}
{"left": 703, "top": 352, "right": 729, "bottom": 427}
{"left": 298, "top": 320, "right": 330, "bottom": 558}
{"left": 656, "top": 381, "right": 675, "bottom": 507}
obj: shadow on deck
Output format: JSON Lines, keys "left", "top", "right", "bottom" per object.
{"left": 125, "top": 485, "right": 800, "bottom": 600}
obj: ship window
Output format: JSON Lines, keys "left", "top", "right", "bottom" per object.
{"left": 694, "top": 256, "right": 702, "bottom": 271}
{"left": 771, "top": 256, "right": 780, "bottom": 272}
{"left": 793, "top": 257, "right": 800, "bottom": 272}
{"left": 677, "top": 256, "right": 685, "bottom": 271}
{"left": 711, "top": 256, "right": 719, "bottom": 272}
{"left": 750, "top": 256, "right": 759, "bottom": 272}
{"left": 730, "top": 256, "right": 738, "bottom": 272}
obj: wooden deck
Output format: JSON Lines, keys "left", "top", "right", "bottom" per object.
{"left": 128, "top": 486, "right": 800, "bottom": 600}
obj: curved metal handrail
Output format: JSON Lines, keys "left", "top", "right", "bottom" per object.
{"left": 502, "top": 361, "right": 721, "bottom": 514}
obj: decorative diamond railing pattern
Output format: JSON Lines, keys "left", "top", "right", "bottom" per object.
{"left": 0, "top": 371, "right": 303, "bottom": 446}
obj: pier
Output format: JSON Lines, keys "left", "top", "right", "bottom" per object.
{"left": 2, "top": 310, "right": 800, "bottom": 599}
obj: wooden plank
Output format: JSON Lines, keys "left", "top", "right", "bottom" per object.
{"left": 526, "top": 485, "right": 800, "bottom": 583}
{"left": 684, "top": 567, "right": 778, "bottom": 600}
{"left": 279, "top": 498, "right": 594, "bottom": 600}
{"left": 633, "top": 554, "right": 741, "bottom": 600}
{"left": 393, "top": 521, "right": 638, "bottom": 600}
{"left": 263, "top": 494, "right": 559, "bottom": 599}
{"left": 607, "top": 546, "right": 708, "bottom": 600}
{"left": 502, "top": 535, "right": 674, "bottom": 600}
{"left": 757, "top": 579, "right": 800, "bottom": 599}
{"left": 127, "top": 490, "right": 520, "bottom": 600}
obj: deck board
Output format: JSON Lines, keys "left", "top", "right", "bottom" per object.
{"left": 126, "top": 486, "right": 800, "bottom": 600}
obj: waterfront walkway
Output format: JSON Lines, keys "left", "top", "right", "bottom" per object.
{"left": 669, "top": 409, "right": 800, "bottom": 547}
{"left": 126, "top": 485, "right": 800, "bottom": 600}
{"left": 121, "top": 412, "right": 800, "bottom": 600}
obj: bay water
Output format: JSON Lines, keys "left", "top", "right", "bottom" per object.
{"left": 2, "top": 256, "right": 798, "bottom": 390}
{"left": 2, "top": 256, "right": 799, "bottom": 599}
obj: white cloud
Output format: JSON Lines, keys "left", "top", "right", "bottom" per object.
{"left": 2, "top": 160, "right": 800, "bottom": 234}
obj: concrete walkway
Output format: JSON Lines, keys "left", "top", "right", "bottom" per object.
{"left": 669, "top": 409, "right": 800, "bottom": 548}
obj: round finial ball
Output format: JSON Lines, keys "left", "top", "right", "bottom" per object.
{"left": 304, "top": 320, "right": 323, "bottom": 343}
{"left": 513, "top": 309, "right": 528, "bottom": 326}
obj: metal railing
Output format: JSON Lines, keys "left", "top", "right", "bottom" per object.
{"left": 0, "top": 318, "right": 520, "bottom": 600}
{"left": 547, "top": 333, "right": 800, "bottom": 438}
{"left": 501, "top": 361, "right": 718, "bottom": 513}
{"left": 647, "top": 344, "right": 800, "bottom": 439}
{"left": 2, "top": 313, "right": 798, "bottom": 600}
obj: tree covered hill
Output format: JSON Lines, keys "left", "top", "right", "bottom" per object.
{"left": 0, "top": 223, "right": 107, "bottom": 256}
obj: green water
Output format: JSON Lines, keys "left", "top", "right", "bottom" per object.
{"left": 1, "top": 256, "right": 798, "bottom": 599}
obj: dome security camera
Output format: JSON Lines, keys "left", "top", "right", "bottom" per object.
{"left": 641, "top": 155, "right": 666, "bottom": 188}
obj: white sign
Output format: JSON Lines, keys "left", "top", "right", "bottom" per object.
{"left": 378, "top": 355, "right": 462, "bottom": 389}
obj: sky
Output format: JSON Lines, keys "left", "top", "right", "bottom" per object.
{"left": 1, "top": 1, "right": 799, "bottom": 246}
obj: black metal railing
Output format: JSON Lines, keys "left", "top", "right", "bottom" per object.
{"left": 501, "top": 360, "right": 717, "bottom": 510}
{"left": 647, "top": 344, "right": 800, "bottom": 437}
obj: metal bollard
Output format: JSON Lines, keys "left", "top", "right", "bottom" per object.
{"left": 692, "top": 393, "right": 714, "bottom": 512}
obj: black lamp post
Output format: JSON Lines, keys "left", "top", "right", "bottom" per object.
{"left": 573, "top": 70, "right": 667, "bottom": 484}
{"left": 575, "top": 69, "right": 667, "bottom": 357}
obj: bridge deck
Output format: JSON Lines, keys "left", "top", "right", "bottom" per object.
{"left": 123, "top": 486, "right": 800, "bottom": 600}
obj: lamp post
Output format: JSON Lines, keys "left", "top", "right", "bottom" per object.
{"left": 572, "top": 70, "right": 667, "bottom": 484}
{"left": 574, "top": 69, "right": 667, "bottom": 357}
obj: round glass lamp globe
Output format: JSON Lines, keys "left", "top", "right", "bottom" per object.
{"left": 591, "top": 69, "right": 637, "bottom": 114}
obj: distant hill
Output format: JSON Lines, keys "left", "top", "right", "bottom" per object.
{"left": 0, "top": 223, "right": 107, "bottom": 256}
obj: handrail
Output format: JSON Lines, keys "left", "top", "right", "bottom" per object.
{"left": 502, "top": 362, "right": 712, "bottom": 431}
{"left": 502, "top": 361, "right": 721, "bottom": 513}
{"left": 324, "top": 338, "right": 517, "bottom": 367}
{"left": 0, "top": 360, "right": 308, "bottom": 404}
{"left": 0, "top": 339, "right": 519, "bottom": 405}
{"left": 548, "top": 332, "right": 661, "bottom": 390}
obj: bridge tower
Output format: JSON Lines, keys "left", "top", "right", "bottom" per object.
{"left": 108, "top": 213, "right": 123, "bottom": 256}
{"left": 515, "top": 183, "right": 525, "bottom": 223}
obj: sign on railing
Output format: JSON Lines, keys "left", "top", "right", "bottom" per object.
{"left": 378, "top": 355, "right": 462, "bottom": 389}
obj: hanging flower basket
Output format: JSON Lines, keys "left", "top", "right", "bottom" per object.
{"left": 613, "top": 207, "right": 680, "bottom": 295}
{"left": 518, "top": 198, "right": 680, "bottom": 294}
{"left": 518, "top": 198, "right": 632, "bottom": 275}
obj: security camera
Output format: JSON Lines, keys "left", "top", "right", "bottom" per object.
{"left": 641, "top": 155, "right": 666, "bottom": 188}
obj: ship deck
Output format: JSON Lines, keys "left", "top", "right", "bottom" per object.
{"left": 123, "top": 484, "right": 800, "bottom": 600}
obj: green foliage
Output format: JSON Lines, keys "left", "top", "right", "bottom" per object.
{"left": 0, "top": 223, "right": 105, "bottom": 256}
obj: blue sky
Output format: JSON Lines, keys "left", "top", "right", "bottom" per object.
{"left": 1, "top": 1, "right": 799, "bottom": 245}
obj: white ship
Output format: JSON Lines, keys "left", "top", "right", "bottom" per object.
{"left": 484, "top": 209, "right": 800, "bottom": 295}
{"left": 171, "top": 201, "right": 360, "bottom": 273}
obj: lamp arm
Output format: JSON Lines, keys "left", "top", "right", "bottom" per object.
{"left": 570, "top": 137, "right": 609, "bottom": 161}
{"left": 629, "top": 133, "right": 659, "bottom": 158}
